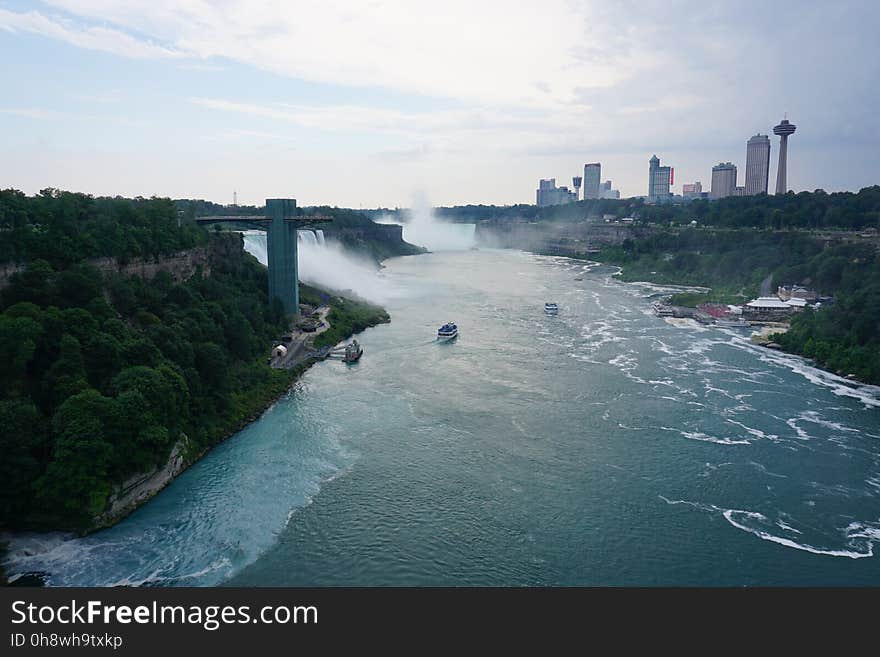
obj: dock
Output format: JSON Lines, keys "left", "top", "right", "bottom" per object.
{"left": 269, "top": 305, "right": 333, "bottom": 369}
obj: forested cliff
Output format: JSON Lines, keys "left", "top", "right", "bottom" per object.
{"left": 0, "top": 189, "right": 294, "bottom": 531}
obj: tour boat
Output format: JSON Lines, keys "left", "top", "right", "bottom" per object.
{"left": 437, "top": 322, "right": 458, "bottom": 340}
{"left": 342, "top": 339, "right": 363, "bottom": 362}
{"left": 544, "top": 302, "right": 559, "bottom": 315}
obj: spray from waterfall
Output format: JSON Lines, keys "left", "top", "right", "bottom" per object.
{"left": 241, "top": 230, "right": 395, "bottom": 304}
{"left": 380, "top": 192, "right": 475, "bottom": 251}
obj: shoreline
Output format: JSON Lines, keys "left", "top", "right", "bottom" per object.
{"left": 1, "top": 291, "right": 391, "bottom": 587}
{"left": 553, "top": 251, "right": 877, "bottom": 388}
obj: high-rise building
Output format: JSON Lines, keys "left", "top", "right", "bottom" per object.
{"left": 710, "top": 162, "right": 737, "bottom": 199}
{"left": 536, "top": 179, "right": 554, "bottom": 206}
{"left": 682, "top": 182, "right": 703, "bottom": 198}
{"left": 536, "top": 178, "right": 577, "bottom": 206}
{"left": 602, "top": 180, "right": 612, "bottom": 191}
{"left": 744, "top": 134, "right": 771, "bottom": 195}
{"left": 773, "top": 117, "right": 797, "bottom": 194}
{"left": 584, "top": 163, "right": 601, "bottom": 199}
{"left": 648, "top": 155, "right": 673, "bottom": 202}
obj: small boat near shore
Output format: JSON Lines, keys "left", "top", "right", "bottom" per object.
{"left": 437, "top": 322, "right": 458, "bottom": 340}
{"left": 544, "top": 302, "right": 559, "bottom": 315}
{"left": 342, "top": 339, "right": 363, "bottom": 362}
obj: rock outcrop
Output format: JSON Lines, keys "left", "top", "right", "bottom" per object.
{"left": 92, "top": 438, "right": 195, "bottom": 530}
{"left": 0, "top": 233, "right": 243, "bottom": 289}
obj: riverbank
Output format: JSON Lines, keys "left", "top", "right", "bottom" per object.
{"left": 590, "top": 254, "right": 880, "bottom": 386}
{"left": 0, "top": 284, "right": 390, "bottom": 585}
{"left": 99, "top": 288, "right": 388, "bottom": 530}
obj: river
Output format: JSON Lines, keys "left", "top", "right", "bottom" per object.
{"left": 5, "top": 249, "right": 880, "bottom": 585}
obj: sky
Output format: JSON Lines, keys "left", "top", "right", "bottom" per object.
{"left": 1, "top": 0, "right": 878, "bottom": 208}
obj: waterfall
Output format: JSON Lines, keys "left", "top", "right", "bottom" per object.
{"left": 297, "top": 230, "right": 318, "bottom": 246}
{"left": 241, "top": 229, "right": 396, "bottom": 303}
{"left": 241, "top": 230, "right": 268, "bottom": 266}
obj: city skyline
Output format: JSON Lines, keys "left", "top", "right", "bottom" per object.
{"left": 1, "top": 1, "right": 878, "bottom": 206}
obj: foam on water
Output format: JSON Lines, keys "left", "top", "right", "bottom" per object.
{"left": 722, "top": 510, "right": 875, "bottom": 559}
{"left": 660, "top": 427, "right": 752, "bottom": 446}
{"left": 660, "top": 497, "right": 880, "bottom": 560}
{"left": 2, "top": 395, "right": 354, "bottom": 586}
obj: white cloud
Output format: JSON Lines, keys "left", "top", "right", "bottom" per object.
{"left": 190, "top": 97, "right": 563, "bottom": 137}
{"left": 24, "top": 1, "right": 649, "bottom": 107}
{"left": 0, "top": 107, "right": 66, "bottom": 120}
{"left": 0, "top": 8, "right": 181, "bottom": 59}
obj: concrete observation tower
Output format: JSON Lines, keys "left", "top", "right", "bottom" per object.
{"left": 773, "top": 117, "right": 797, "bottom": 194}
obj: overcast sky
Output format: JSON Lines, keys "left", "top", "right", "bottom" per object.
{"left": 1, "top": 0, "right": 878, "bottom": 207}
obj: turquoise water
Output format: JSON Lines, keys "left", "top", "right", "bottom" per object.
{"left": 6, "top": 249, "right": 880, "bottom": 585}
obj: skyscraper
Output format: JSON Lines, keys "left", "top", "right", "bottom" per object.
{"left": 773, "top": 118, "right": 797, "bottom": 194}
{"left": 744, "top": 134, "right": 771, "bottom": 195}
{"left": 536, "top": 178, "right": 576, "bottom": 206}
{"left": 648, "top": 155, "right": 672, "bottom": 202}
{"left": 583, "top": 163, "right": 601, "bottom": 199}
{"left": 710, "top": 162, "right": 737, "bottom": 199}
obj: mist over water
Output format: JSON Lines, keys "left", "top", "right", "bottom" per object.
{"left": 241, "top": 230, "right": 395, "bottom": 304}
{"left": 380, "top": 194, "right": 476, "bottom": 251}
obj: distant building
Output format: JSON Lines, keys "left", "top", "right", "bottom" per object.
{"left": 536, "top": 178, "right": 577, "bottom": 206}
{"left": 648, "top": 155, "right": 673, "bottom": 202}
{"left": 745, "top": 134, "right": 771, "bottom": 195}
{"left": 742, "top": 296, "right": 794, "bottom": 321}
{"left": 733, "top": 186, "right": 746, "bottom": 197}
{"left": 710, "top": 162, "right": 737, "bottom": 199}
{"left": 584, "top": 163, "right": 602, "bottom": 199}
{"left": 537, "top": 178, "right": 555, "bottom": 206}
{"left": 602, "top": 180, "right": 612, "bottom": 191}
{"left": 682, "top": 182, "right": 703, "bottom": 198}
{"left": 601, "top": 188, "right": 621, "bottom": 199}
{"left": 572, "top": 176, "right": 582, "bottom": 201}
{"left": 777, "top": 285, "right": 818, "bottom": 302}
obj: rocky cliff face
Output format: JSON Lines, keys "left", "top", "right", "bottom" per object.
{"left": 323, "top": 221, "right": 424, "bottom": 262}
{"left": 92, "top": 438, "right": 194, "bottom": 530}
{"left": 88, "top": 247, "right": 212, "bottom": 282}
{"left": 476, "top": 220, "right": 637, "bottom": 258}
{"left": 0, "top": 233, "right": 243, "bottom": 289}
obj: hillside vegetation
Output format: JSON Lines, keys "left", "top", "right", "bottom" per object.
{"left": 0, "top": 189, "right": 294, "bottom": 530}
{"left": 593, "top": 190, "right": 880, "bottom": 383}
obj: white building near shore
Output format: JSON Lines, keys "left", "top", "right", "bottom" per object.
{"left": 742, "top": 296, "right": 794, "bottom": 321}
